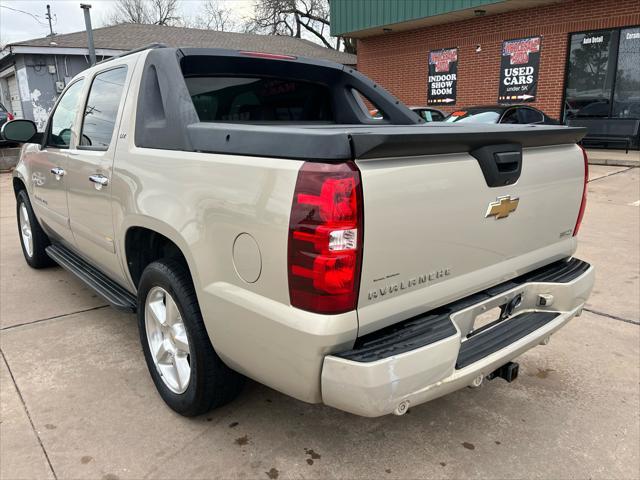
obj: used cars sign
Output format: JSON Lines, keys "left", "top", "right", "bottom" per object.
{"left": 498, "top": 36, "right": 542, "bottom": 104}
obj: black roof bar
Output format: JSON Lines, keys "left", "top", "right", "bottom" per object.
{"left": 95, "top": 43, "right": 167, "bottom": 65}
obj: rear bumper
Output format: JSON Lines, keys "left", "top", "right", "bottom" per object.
{"left": 321, "top": 258, "right": 594, "bottom": 417}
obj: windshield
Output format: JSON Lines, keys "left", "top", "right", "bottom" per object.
{"left": 445, "top": 110, "right": 501, "bottom": 123}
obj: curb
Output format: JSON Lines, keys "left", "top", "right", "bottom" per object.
{"left": 588, "top": 158, "right": 640, "bottom": 168}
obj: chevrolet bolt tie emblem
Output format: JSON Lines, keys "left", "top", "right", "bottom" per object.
{"left": 486, "top": 195, "right": 519, "bottom": 219}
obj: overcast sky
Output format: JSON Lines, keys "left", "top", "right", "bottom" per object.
{"left": 0, "top": 0, "right": 253, "bottom": 46}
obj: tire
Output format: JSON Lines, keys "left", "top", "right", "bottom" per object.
{"left": 137, "top": 259, "right": 244, "bottom": 416}
{"left": 16, "top": 190, "right": 55, "bottom": 269}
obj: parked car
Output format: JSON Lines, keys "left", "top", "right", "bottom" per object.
{"left": 445, "top": 105, "right": 558, "bottom": 125}
{"left": 369, "top": 106, "right": 445, "bottom": 122}
{"left": 0, "top": 102, "right": 15, "bottom": 146}
{"left": 409, "top": 106, "right": 445, "bottom": 122}
{"left": 3, "top": 46, "right": 593, "bottom": 418}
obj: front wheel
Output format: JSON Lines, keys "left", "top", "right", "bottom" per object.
{"left": 16, "top": 190, "right": 55, "bottom": 269}
{"left": 137, "top": 259, "right": 244, "bottom": 416}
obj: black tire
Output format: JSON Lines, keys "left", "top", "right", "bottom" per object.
{"left": 137, "top": 259, "right": 244, "bottom": 416}
{"left": 15, "top": 189, "right": 55, "bottom": 269}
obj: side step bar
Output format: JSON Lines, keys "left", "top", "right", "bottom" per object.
{"left": 45, "top": 244, "right": 137, "bottom": 312}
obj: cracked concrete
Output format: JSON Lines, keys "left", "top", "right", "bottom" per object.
{"left": 0, "top": 166, "right": 638, "bottom": 479}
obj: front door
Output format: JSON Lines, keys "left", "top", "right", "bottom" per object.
{"left": 31, "top": 79, "right": 85, "bottom": 245}
{"left": 66, "top": 66, "right": 129, "bottom": 279}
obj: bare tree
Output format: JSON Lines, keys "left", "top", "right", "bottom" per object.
{"left": 107, "top": 0, "right": 180, "bottom": 26}
{"left": 188, "top": 0, "right": 242, "bottom": 32}
{"left": 247, "top": 0, "right": 356, "bottom": 53}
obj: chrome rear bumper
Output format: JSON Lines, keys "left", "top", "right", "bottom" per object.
{"left": 321, "top": 258, "right": 594, "bottom": 417}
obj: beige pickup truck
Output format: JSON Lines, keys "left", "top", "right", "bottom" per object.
{"left": 3, "top": 46, "right": 594, "bottom": 417}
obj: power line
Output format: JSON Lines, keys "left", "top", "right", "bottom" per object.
{"left": 0, "top": 5, "right": 50, "bottom": 27}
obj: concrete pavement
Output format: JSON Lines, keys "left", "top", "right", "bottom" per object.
{"left": 1, "top": 167, "right": 638, "bottom": 480}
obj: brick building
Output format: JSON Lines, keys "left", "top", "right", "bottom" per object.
{"left": 331, "top": 0, "right": 640, "bottom": 146}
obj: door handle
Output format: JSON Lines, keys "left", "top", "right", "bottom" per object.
{"left": 50, "top": 167, "right": 65, "bottom": 180}
{"left": 89, "top": 174, "right": 109, "bottom": 190}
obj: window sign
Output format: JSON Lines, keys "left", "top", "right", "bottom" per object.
{"left": 613, "top": 27, "right": 640, "bottom": 118}
{"left": 564, "top": 30, "right": 616, "bottom": 119}
{"left": 427, "top": 47, "right": 457, "bottom": 105}
{"left": 498, "top": 36, "right": 542, "bottom": 103}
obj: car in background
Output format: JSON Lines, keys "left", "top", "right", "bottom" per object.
{"left": 445, "top": 105, "right": 558, "bottom": 125}
{"left": 0, "top": 103, "right": 16, "bottom": 146}
{"left": 369, "top": 106, "right": 445, "bottom": 122}
{"left": 409, "top": 106, "right": 445, "bottom": 122}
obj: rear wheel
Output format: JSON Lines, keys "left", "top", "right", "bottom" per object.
{"left": 137, "top": 259, "right": 244, "bottom": 416}
{"left": 16, "top": 190, "right": 55, "bottom": 269}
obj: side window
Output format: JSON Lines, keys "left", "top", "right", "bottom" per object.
{"left": 501, "top": 109, "right": 519, "bottom": 124}
{"left": 352, "top": 89, "right": 385, "bottom": 120}
{"left": 48, "top": 80, "right": 85, "bottom": 148}
{"left": 80, "top": 67, "right": 128, "bottom": 149}
{"left": 518, "top": 108, "right": 544, "bottom": 124}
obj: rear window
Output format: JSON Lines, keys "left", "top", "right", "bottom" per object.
{"left": 184, "top": 76, "right": 334, "bottom": 123}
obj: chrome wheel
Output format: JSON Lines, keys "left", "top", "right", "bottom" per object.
{"left": 145, "top": 286, "right": 191, "bottom": 394}
{"left": 19, "top": 202, "right": 33, "bottom": 257}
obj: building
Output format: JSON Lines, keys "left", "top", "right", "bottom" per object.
{"left": 0, "top": 23, "right": 356, "bottom": 129}
{"left": 331, "top": 0, "right": 640, "bottom": 147}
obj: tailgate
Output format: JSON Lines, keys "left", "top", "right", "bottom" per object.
{"left": 355, "top": 141, "right": 585, "bottom": 335}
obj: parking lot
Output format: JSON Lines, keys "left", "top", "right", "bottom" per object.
{"left": 1, "top": 165, "right": 638, "bottom": 479}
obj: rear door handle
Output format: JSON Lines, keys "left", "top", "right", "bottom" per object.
{"left": 89, "top": 174, "right": 109, "bottom": 190}
{"left": 50, "top": 167, "right": 65, "bottom": 180}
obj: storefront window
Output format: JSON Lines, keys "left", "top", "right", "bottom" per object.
{"left": 612, "top": 27, "right": 640, "bottom": 118}
{"left": 564, "top": 30, "right": 616, "bottom": 119}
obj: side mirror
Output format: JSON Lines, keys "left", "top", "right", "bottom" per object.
{"left": 1, "top": 119, "right": 39, "bottom": 143}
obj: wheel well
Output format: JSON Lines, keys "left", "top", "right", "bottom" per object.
{"left": 125, "top": 227, "right": 190, "bottom": 288}
{"left": 13, "top": 177, "right": 26, "bottom": 196}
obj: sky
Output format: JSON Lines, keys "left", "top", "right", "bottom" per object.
{"left": 0, "top": 0, "right": 253, "bottom": 46}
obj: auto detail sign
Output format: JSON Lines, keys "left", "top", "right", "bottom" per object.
{"left": 498, "top": 36, "right": 542, "bottom": 103}
{"left": 428, "top": 47, "right": 457, "bottom": 105}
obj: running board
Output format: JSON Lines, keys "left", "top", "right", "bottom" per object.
{"left": 45, "top": 244, "right": 137, "bottom": 312}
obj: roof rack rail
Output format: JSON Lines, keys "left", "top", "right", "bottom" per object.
{"left": 95, "top": 43, "right": 167, "bottom": 65}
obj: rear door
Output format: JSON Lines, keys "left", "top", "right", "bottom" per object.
{"left": 31, "top": 79, "right": 85, "bottom": 244}
{"left": 66, "top": 64, "right": 131, "bottom": 279}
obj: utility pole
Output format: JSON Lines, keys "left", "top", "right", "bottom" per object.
{"left": 80, "top": 4, "right": 97, "bottom": 66}
{"left": 45, "top": 4, "right": 55, "bottom": 36}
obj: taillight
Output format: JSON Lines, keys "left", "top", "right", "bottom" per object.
{"left": 239, "top": 51, "right": 297, "bottom": 60}
{"left": 7, "top": 112, "right": 14, "bottom": 121}
{"left": 573, "top": 145, "right": 589, "bottom": 236}
{"left": 288, "top": 161, "right": 364, "bottom": 314}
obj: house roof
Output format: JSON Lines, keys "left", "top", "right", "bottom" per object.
{"left": 5, "top": 23, "right": 356, "bottom": 65}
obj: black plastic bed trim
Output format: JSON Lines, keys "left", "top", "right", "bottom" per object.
{"left": 134, "top": 48, "right": 586, "bottom": 161}
{"left": 335, "top": 258, "right": 590, "bottom": 363}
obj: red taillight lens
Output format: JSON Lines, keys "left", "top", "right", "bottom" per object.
{"left": 288, "top": 161, "right": 364, "bottom": 314}
{"left": 573, "top": 145, "right": 589, "bottom": 236}
{"left": 7, "top": 112, "right": 14, "bottom": 121}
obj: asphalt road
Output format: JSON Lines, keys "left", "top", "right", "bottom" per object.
{"left": 1, "top": 166, "right": 639, "bottom": 480}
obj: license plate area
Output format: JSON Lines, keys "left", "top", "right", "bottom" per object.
{"left": 452, "top": 290, "right": 525, "bottom": 340}
{"left": 469, "top": 306, "right": 505, "bottom": 337}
